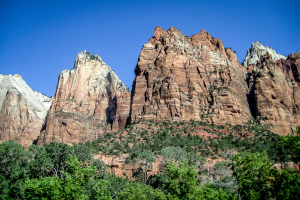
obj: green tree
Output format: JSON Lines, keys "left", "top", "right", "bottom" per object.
{"left": 160, "top": 146, "right": 187, "bottom": 166}
{"left": 89, "top": 179, "right": 112, "bottom": 200}
{"left": 42, "top": 141, "right": 72, "bottom": 177}
{"left": 28, "top": 144, "right": 53, "bottom": 178}
{"left": 163, "top": 160, "right": 199, "bottom": 199}
{"left": 126, "top": 149, "right": 155, "bottom": 184}
{"left": 280, "top": 125, "right": 300, "bottom": 162}
{"left": 24, "top": 155, "right": 96, "bottom": 200}
{"left": 270, "top": 168, "right": 300, "bottom": 200}
{"left": 116, "top": 182, "right": 167, "bottom": 200}
{"left": 230, "top": 151, "right": 272, "bottom": 200}
{"left": 0, "top": 140, "right": 32, "bottom": 199}
{"left": 196, "top": 184, "right": 237, "bottom": 200}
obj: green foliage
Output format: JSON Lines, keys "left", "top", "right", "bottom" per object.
{"left": 126, "top": 149, "right": 155, "bottom": 184}
{"left": 147, "top": 173, "right": 169, "bottom": 192}
{"left": 231, "top": 151, "right": 272, "bottom": 200}
{"left": 196, "top": 184, "right": 237, "bottom": 200}
{"left": 279, "top": 125, "right": 300, "bottom": 162}
{"left": 270, "top": 168, "right": 300, "bottom": 200}
{"left": 3, "top": 121, "right": 300, "bottom": 199}
{"left": 164, "top": 160, "right": 199, "bottom": 199}
{"left": 90, "top": 159, "right": 109, "bottom": 179}
{"left": 24, "top": 155, "right": 96, "bottom": 200}
{"left": 116, "top": 182, "right": 167, "bottom": 200}
{"left": 86, "top": 51, "right": 100, "bottom": 61}
{"left": 88, "top": 179, "right": 112, "bottom": 200}
{"left": 0, "top": 140, "right": 32, "bottom": 199}
{"left": 160, "top": 146, "right": 187, "bottom": 165}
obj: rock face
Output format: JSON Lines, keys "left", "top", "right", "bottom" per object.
{"left": 94, "top": 153, "right": 224, "bottom": 179}
{"left": 242, "top": 41, "right": 286, "bottom": 68}
{"left": 0, "top": 74, "right": 53, "bottom": 147}
{"left": 37, "top": 51, "right": 130, "bottom": 145}
{"left": 248, "top": 52, "right": 300, "bottom": 135}
{"left": 130, "top": 26, "right": 252, "bottom": 125}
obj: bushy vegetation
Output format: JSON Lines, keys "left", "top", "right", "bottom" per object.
{"left": 84, "top": 119, "right": 293, "bottom": 164}
{"left": 1, "top": 119, "right": 300, "bottom": 199}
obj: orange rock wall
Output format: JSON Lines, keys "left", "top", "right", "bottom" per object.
{"left": 130, "top": 26, "right": 251, "bottom": 126}
{"left": 248, "top": 52, "right": 300, "bottom": 135}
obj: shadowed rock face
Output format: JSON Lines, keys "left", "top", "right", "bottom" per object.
{"left": 248, "top": 52, "right": 300, "bottom": 135}
{"left": 130, "top": 26, "right": 252, "bottom": 125}
{"left": 0, "top": 74, "right": 53, "bottom": 147}
{"left": 37, "top": 51, "right": 130, "bottom": 145}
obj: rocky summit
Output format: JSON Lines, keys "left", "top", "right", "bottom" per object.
{"left": 242, "top": 41, "right": 286, "bottom": 69}
{"left": 37, "top": 51, "right": 130, "bottom": 145}
{"left": 130, "top": 26, "right": 252, "bottom": 126}
{"left": 0, "top": 74, "right": 53, "bottom": 147}
{"left": 1, "top": 27, "right": 300, "bottom": 147}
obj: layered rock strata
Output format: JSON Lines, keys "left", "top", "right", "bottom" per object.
{"left": 243, "top": 41, "right": 286, "bottom": 69}
{"left": 130, "top": 26, "right": 252, "bottom": 125}
{"left": 0, "top": 74, "right": 53, "bottom": 147}
{"left": 37, "top": 51, "right": 130, "bottom": 145}
{"left": 248, "top": 52, "right": 300, "bottom": 135}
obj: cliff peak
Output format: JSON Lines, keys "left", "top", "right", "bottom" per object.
{"left": 0, "top": 73, "right": 53, "bottom": 147}
{"left": 38, "top": 51, "right": 130, "bottom": 145}
{"left": 242, "top": 41, "right": 286, "bottom": 68}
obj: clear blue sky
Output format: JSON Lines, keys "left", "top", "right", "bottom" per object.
{"left": 1, "top": 0, "right": 299, "bottom": 97}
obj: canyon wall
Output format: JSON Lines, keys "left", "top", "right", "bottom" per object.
{"left": 37, "top": 51, "right": 130, "bottom": 145}
{"left": 2, "top": 28, "right": 299, "bottom": 146}
{"left": 130, "top": 26, "right": 252, "bottom": 126}
{"left": 248, "top": 52, "right": 300, "bottom": 135}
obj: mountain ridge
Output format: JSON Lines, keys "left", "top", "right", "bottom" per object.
{"left": 1, "top": 27, "right": 300, "bottom": 146}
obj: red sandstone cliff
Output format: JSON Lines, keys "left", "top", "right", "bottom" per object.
{"left": 37, "top": 51, "right": 130, "bottom": 145}
{"left": 130, "top": 26, "right": 251, "bottom": 126}
{"left": 248, "top": 52, "right": 300, "bottom": 135}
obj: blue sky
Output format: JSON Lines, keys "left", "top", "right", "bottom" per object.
{"left": 1, "top": 0, "right": 299, "bottom": 97}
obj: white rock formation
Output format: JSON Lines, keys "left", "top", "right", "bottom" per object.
{"left": 0, "top": 74, "right": 53, "bottom": 146}
{"left": 242, "top": 41, "right": 286, "bottom": 68}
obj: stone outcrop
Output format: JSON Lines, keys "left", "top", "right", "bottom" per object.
{"left": 37, "top": 51, "right": 130, "bottom": 145}
{"left": 242, "top": 41, "right": 286, "bottom": 68}
{"left": 94, "top": 153, "right": 225, "bottom": 179}
{"left": 130, "top": 26, "right": 252, "bottom": 125}
{"left": 0, "top": 74, "right": 53, "bottom": 147}
{"left": 248, "top": 52, "right": 300, "bottom": 135}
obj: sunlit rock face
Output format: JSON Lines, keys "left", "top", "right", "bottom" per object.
{"left": 242, "top": 41, "right": 286, "bottom": 69}
{"left": 130, "top": 26, "right": 252, "bottom": 125}
{"left": 0, "top": 74, "right": 53, "bottom": 147}
{"left": 248, "top": 52, "right": 300, "bottom": 135}
{"left": 37, "top": 51, "right": 130, "bottom": 145}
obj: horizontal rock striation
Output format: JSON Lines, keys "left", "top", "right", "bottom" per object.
{"left": 0, "top": 74, "right": 53, "bottom": 147}
{"left": 37, "top": 51, "right": 130, "bottom": 145}
{"left": 130, "top": 26, "right": 252, "bottom": 125}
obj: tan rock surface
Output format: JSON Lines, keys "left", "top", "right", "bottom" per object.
{"left": 37, "top": 51, "right": 130, "bottom": 145}
{"left": 130, "top": 26, "right": 251, "bottom": 126}
{"left": 94, "top": 153, "right": 224, "bottom": 179}
{"left": 248, "top": 52, "right": 300, "bottom": 135}
{"left": 0, "top": 74, "right": 53, "bottom": 148}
